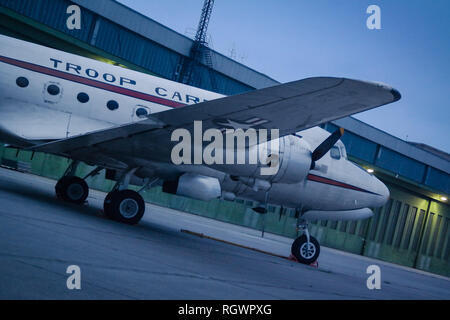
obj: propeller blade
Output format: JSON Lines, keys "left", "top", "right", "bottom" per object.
{"left": 311, "top": 127, "right": 344, "bottom": 162}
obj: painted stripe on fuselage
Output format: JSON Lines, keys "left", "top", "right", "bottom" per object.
{"left": 307, "top": 173, "right": 380, "bottom": 195}
{"left": 0, "top": 55, "right": 186, "bottom": 108}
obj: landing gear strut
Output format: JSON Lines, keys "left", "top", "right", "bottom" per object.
{"left": 103, "top": 167, "right": 149, "bottom": 225}
{"left": 291, "top": 219, "right": 320, "bottom": 264}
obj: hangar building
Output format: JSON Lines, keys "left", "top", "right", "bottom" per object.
{"left": 0, "top": 0, "right": 449, "bottom": 276}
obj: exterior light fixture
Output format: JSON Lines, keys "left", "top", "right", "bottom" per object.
{"left": 367, "top": 168, "right": 374, "bottom": 173}
{"left": 441, "top": 196, "right": 448, "bottom": 201}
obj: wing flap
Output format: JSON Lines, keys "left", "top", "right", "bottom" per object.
{"left": 29, "top": 117, "right": 165, "bottom": 154}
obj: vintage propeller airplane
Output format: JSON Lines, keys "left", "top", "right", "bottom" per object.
{"left": 0, "top": 35, "right": 399, "bottom": 263}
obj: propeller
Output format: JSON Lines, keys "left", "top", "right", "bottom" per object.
{"left": 310, "top": 127, "right": 344, "bottom": 169}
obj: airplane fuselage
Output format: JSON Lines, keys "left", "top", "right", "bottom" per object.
{"left": 0, "top": 35, "right": 389, "bottom": 219}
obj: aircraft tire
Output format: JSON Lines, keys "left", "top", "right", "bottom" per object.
{"left": 55, "top": 176, "right": 89, "bottom": 204}
{"left": 104, "top": 190, "right": 145, "bottom": 225}
{"left": 291, "top": 235, "right": 320, "bottom": 264}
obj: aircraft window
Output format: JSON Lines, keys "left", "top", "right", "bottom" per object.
{"left": 107, "top": 100, "right": 119, "bottom": 110}
{"left": 330, "top": 146, "right": 341, "bottom": 159}
{"left": 135, "top": 107, "right": 149, "bottom": 118}
{"left": 47, "top": 84, "right": 60, "bottom": 95}
{"left": 77, "top": 92, "right": 89, "bottom": 103}
{"left": 16, "top": 77, "right": 29, "bottom": 88}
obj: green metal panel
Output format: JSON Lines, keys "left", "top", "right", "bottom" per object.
{"left": 363, "top": 184, "right": 431, "bottom": 267}
{"left": 415, "top": 201, "right": 450, "bottom": 276}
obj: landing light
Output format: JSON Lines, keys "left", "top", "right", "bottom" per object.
{"left": 441, "top": 196, "right": 448, "bottom": 201}
{"left": 367, "top": 168, "right": 374, "bottom": 173}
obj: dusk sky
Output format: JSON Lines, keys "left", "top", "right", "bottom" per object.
{"left": 118, "top": 0, "right": 450, "bottom": 153}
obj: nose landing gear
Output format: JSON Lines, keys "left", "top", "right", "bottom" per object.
{"left": 291, "top": 234, "right": 320, "bottom": 264}
{"left": 291, "top": 219, "right": 320, "bottom": 265}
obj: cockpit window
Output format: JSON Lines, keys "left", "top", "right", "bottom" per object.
{"left": 330, "top": 146, "right": 341, "bottom": 159}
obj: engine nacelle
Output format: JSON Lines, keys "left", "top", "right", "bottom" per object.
{"left": 163, "top": 173, "right": 221, "bottom": 201}
{"left": 259, "top": 134, "right": 312, "bottom": 184}
{"left": 213, "top": 135, "right": 312, "bottom": 184}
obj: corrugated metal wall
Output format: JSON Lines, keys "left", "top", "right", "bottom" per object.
{"left": 375, "top": 147, "right": 426, "bottom": 184}
{"left": 340, "top": 130, "right": 378, "bottom": 163}
{"left": 426, "top": 168, "right": 450, "bottom": 194}
{"left": 93, "top": 18, "right": 181, "bottom": 81}
{"left": 0, "top": 0, "right": 94, "bottom": 41}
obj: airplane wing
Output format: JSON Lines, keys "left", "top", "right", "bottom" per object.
{"left": 29, "top": 77, "right": 400, "bottom": 167}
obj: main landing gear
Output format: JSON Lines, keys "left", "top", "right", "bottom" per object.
{"left": 291, "top": 219, "right": 320, "bottom": 264}
{"left": 55, "top": 160, "right": 99, "bottom": 204}
{"left": 55, "top": 162, "right": 149, "bottom": 225}
{"left": 103, "top": 168, "right": 157, "bottom": 225}
{"left": 55, "top": 175, "right": 88, "bottom": 204}
{"left": 103, "top": 189, "right": 145, "bottom": 224}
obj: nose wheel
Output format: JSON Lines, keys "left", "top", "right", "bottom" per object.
{"left": 291, "top": 217, "right": 320, "bottom": 264}
{"left": 291, "top": 234, "right": 320, "bottom": 264}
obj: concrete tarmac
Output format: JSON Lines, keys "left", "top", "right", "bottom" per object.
{"left": 0, "top": 167, "right": 449, "bottom": 299}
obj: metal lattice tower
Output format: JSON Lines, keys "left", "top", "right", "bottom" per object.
{"left": 174, "top": 0, "right": 217, "bottom": 91}
{"left": 195, "top": 0, "right": 214, "bottom": 45}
